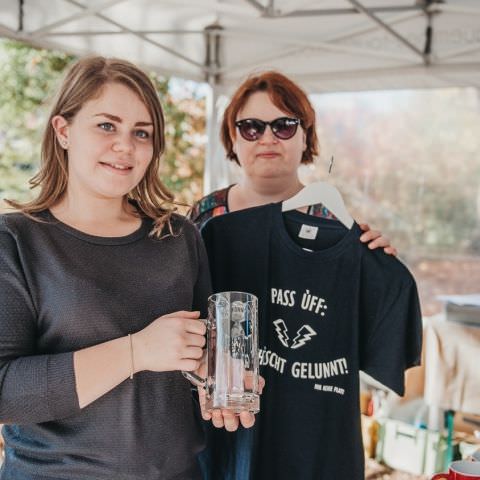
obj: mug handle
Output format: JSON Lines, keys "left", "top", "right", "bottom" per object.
{"left": 182, "top": 318, "right": 208, "bottom": 388}
{"left": 182, "top": 370, "right": 207, "bottom": 388}
{"left": 430, "top": 474, "right": 449, "bottom": 480}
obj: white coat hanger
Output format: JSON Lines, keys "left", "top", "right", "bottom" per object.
{"left": 281, "top": 180, "right": 354, "bottom": 229}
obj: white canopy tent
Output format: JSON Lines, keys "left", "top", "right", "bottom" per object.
{"left": 1, "top": 0, "right": 479, "bottom": 190}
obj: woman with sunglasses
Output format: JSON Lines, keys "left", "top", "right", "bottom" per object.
{"left": 190, "top": 71, "right": 402, "bottom": 479}
{"left": 190, "top": 71, "right": 396, "bottom": 255}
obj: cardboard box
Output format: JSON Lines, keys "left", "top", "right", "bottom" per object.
{"left": 360, "top": 390, "right": 372, "bottom": 415}
{"left": 361, "top": 414, "right": 379, "bottom": 459}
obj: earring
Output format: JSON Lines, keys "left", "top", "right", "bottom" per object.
{"left": 60, "top": 139, "right": 68, "bottom": 149}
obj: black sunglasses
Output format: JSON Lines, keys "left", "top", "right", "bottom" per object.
{"left": 235, "top": 117, "right": 300, "bottom": 141}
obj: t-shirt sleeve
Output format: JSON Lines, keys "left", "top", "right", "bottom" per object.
{"left": 0, "top": 226, "right": 80, "bottom": 425}
{"left": 360, "top": 261, "right": 422, "bottom": 396}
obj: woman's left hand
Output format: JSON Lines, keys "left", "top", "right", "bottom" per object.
{"left": 197, "top": 374, "right": 265, "bottom": 432}
{"left": 358, "top": 223, "right": 397, "bottom": 256}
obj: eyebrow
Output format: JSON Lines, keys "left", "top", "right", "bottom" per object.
{"left": 93, "top": 113, "right": 153, "bottom": 127}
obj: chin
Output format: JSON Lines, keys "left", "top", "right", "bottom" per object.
{"left": 102, "top": 178, "right": 140, "bottom": 195}
{"left": 94, "top": 185, "right": 134, "bottom": 200}
{"left": 256, "top": 168, "right": 288, "bottom": 179}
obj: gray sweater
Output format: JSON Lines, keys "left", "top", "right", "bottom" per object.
{"left": 0, "top": 210, "right": 211, "bottom": 480}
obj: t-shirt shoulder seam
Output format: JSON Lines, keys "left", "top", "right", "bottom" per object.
{"left": 362, "top": 244, "right": 414, "bottom": 277}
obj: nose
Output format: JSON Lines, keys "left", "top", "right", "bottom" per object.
{"left": 112, "top": 132, "right": 134, "bottom": 154}
{"left": 258, "top": 125, "right": 278, "bottom": 144}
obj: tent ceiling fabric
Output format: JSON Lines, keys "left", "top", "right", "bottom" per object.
{"left": 1, "top": 0, "right": 480, "bottom": 93}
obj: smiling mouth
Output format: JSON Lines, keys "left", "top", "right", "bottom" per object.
{"left": 100, "top": 162, "right": 133, "bottom": 171}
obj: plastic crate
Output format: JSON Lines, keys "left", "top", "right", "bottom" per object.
{"left": 424, "top": 430, "right": 448, "bottom": 476}
{"left": 377, "top": 420, "right": 427, "bottom": 475}
{"left": 377, "top": 419, "right": 449, "bottom": 476}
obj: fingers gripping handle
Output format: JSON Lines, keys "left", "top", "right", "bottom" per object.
{"left": 182, "top": 370, "right": 207, "bottom": 388}
{"left": 182, "top": 318, "right": 208, "bottom": 388}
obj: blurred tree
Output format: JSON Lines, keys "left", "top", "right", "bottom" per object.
{"left": 305, "top": 89, "right": 480, "bottom": 256}
{"left": 0, "top": 40, "right": 74, "bottom": 202}
{"left": 151, "top": 75, "right": 205, "bottom": 207}
{"left": 0, "top": 39, "right": 205, "bottom": 209}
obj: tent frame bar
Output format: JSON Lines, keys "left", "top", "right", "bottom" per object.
{"left": 244, "top": 0, "right": 425, "bottom": 18}
{"left": 29, "top": 0, "right": 128, "bottom": 35}
{"left": 43, "top": 29, "right": 205, "bottom": 36}
{"left": 347, "top": 0, "right": 427, "bottom": 63}
{"left": 22, "top": 0, "right": 206, "bottom": 72}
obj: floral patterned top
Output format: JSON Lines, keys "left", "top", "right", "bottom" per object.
{"left": 189, "top": 184, "right": 337, "bottom": 229}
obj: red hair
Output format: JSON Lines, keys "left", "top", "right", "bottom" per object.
{"left": 221, "top": 71, "right": 319, "bottom": 164}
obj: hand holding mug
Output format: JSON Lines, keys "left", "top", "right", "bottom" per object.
{"left": 133, "top": 310, "right": 206, "bottom": 373}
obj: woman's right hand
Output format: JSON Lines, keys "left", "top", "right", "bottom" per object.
{"left": 132, "top": 310, "right": 206, "bottom": 373}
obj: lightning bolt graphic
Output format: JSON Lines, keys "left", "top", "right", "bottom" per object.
{"left": 273, "top": 319, "right": 290, "bottom": 348}
{"left": 291, "top": 324, "right": 317, "bottom": 349}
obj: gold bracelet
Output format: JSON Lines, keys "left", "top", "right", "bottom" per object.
{"left": 128, "top": 334, "right": 135, "bottom": 380}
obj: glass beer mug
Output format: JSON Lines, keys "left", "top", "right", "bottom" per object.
{"left": 183, "top": 291, "right": 260, "bottom": 413}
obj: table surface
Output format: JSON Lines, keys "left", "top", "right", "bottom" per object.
{"left": 424, "top": 317, "right": 480, "bottom": 415}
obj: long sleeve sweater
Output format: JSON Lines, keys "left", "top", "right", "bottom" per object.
{"left": 0, "top": 211, "right": 211, "bottom": 480}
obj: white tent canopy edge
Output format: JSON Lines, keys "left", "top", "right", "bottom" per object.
{"left": 1, "top": 0, "right": 479, "bottom": 191}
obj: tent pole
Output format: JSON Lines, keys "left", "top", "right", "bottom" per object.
{"left": 204, "top": 84, "right": 217, "bottom": 195}
{"left": 204, "top": 83, "right": 231, "bottom": 194}
{"left": 203, "top": 24, "right": 229, "bottom": 195}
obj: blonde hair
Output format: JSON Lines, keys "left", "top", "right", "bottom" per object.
{"left": 6, "top": 56, "right": 177, "bottom": 237}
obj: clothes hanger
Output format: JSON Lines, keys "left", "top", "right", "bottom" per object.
{"left": 281, "top": 180, "right": 354, "bottom": 229}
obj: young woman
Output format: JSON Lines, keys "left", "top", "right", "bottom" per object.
{"left": 0, "top": 56, "right": 251, "bottom": 480}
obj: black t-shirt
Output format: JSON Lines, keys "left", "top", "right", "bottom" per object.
{"left": 200, "top": 203, "right": 422, "bottom": 480}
